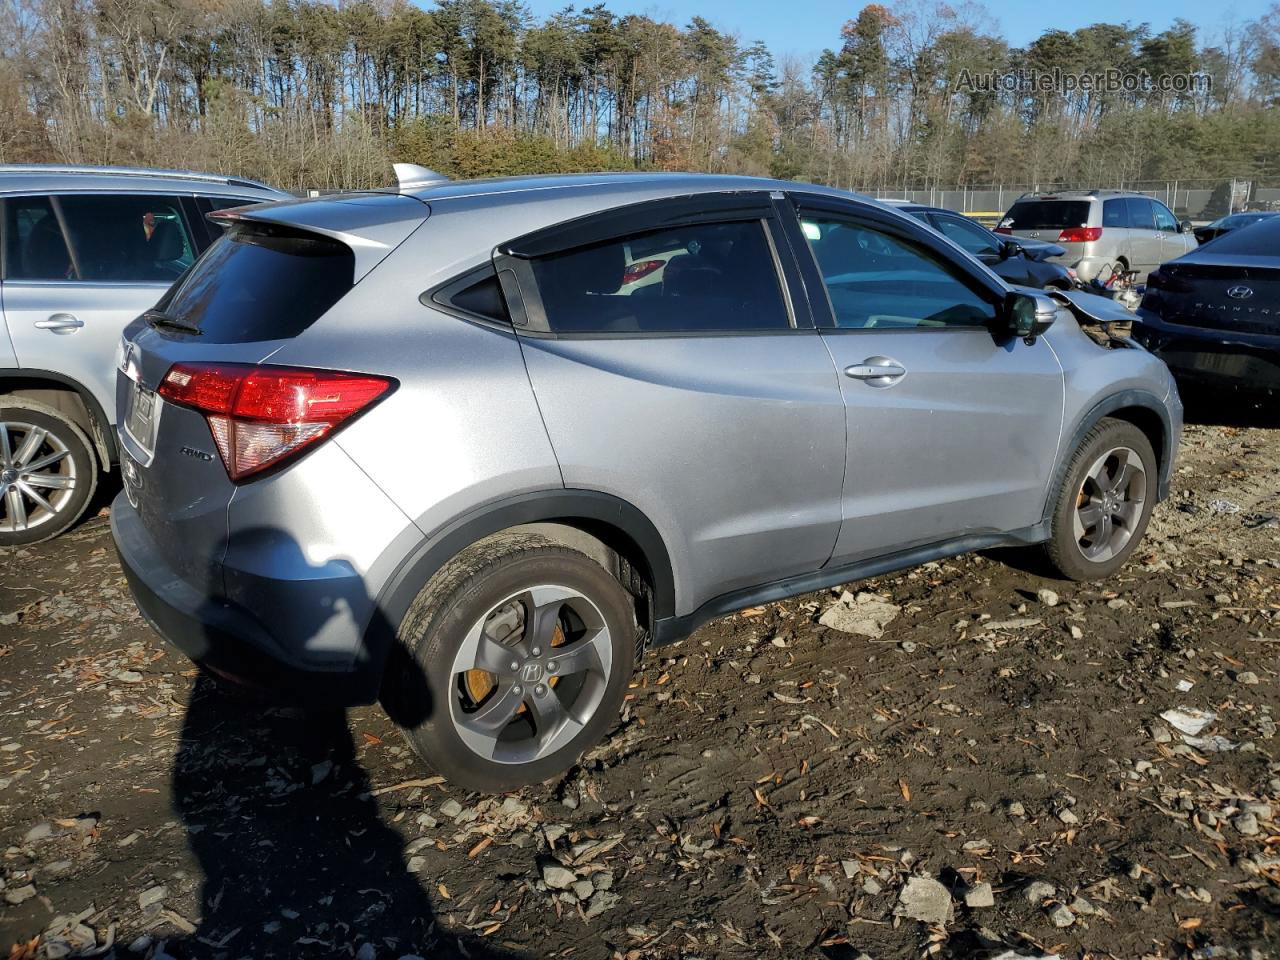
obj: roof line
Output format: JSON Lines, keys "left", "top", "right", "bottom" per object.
{"left": 0, "top": 163, "right": 276, "bottom": 191}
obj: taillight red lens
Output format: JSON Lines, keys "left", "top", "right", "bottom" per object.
{"left": 158, "top": 363, "right": 393, "bottom": 480}
{"left": 622, "top": 259, "right": 664, "bottom": 285}
{"left": 993, "top": 226, "right": 1012, "bottom": 235}
{"left": 1057, "top": 227, "right": 1102, "bottom": 243}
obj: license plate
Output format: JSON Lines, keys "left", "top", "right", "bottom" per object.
{"left": 124, "top": 382, "right": 157, "bottom": 452}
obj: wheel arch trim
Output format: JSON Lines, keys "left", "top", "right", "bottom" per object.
{"left": 365, "top": 489, "right": 676, "bottom": 683}
{"left": 1047, "top": 388, "right": 1173, "bottom": 516}
{"left": 0, "top": 367, "right": 115, "bottom": 467}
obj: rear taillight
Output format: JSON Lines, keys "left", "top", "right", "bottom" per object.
{"left": 994, "top": 226, "right": 1012, "bottom": 235}
{"left": 1145, "top": 268, "right": 1189, "bottom": 293}
{"left": 1057, "top": 227, "right": 1102, "bottom": 243}
{"left": 158, "top": 363, "right": 393, "bottom": 480}
{"left": 622, "top": 259, "right": 664, "bottom": 285}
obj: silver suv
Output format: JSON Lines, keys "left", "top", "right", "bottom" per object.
{"left": 997, "top": 190, "right": 1197, "bottom": 282}
{"left": 111, "top": 173, "right": 1183, "bottom": 791}
{"left": 0, "top": 164, "right": 287, "bottom": 543}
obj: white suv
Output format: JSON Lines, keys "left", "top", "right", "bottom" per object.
{"left": 0, "top": 164, "right": 287, "bottom": 543}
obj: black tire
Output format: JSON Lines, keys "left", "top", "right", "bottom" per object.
{"left": 1044, "top": 417, "right": 1157, "bottom": 581}
{"left": 0, "top": 402, "right": 98, "bottom": 546}
{"left": 383, "top": 532, "right": 638, "bottom": 793}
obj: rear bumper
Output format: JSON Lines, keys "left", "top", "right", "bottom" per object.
{"left": 111, "top": 492, "right": 384, "bottom": 706}
{"left": 1066, "top": 256, "right": 1109, "bottom": 282}
{"left": 1133, "top": 311, "right": 1280, "bottom": 394}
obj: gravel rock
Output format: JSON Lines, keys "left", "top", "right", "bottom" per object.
{"left": 894, "top": 876, "right": 952, "bottom": 925}
{"left": 964, "top": 882, "right": 995, "bottom": 908}
{"left": 4, "top": 884, "right": 37, "bottom": 905}
{"left": 583, "top": 890, "right": 621, "bottom": 919}
{"left": 23, "top": 822, "right": 52, "bottom": 843}
{"left": 1235, "top": 671, "right": 1260, "bottom": 685}
{"left": 1046, "top": 903, "right": 1075, "bottom": 927}
{"left": 1024, "top": 880, "right": 1056, "bottom": 904}
{"left": 1234, "top": 812, "right": 1261, "bottom": 836}
{"left": 541, "top": 862, "right": 577, "bottom": 890}
{"left": 138, "top": 885, "right": 167, "bottom": 910}
{"left": 571, "top": 879, "right": 594, "bottom": 900}
{"left": 1036, "top": 588, "right": 1060, "bottom": 607}
{"left": 1070, "top": 895, "right": 1096, "bottom": 915}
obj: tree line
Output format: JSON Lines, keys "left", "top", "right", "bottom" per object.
{"left": 2, "top": 0, "right": 1278, "bottom": 193}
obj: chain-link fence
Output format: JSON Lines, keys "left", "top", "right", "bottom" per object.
{"left": 866, "top": 178, "right": 1280, "bottom": 224}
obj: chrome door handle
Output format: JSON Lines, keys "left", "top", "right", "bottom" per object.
{"left": 845, "top": 357, "right": 906, "bottom": 383}
{"left": 35, "top": 314, "right": 83, "bottom": 334}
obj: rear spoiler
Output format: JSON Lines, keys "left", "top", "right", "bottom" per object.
{"left": 209, "top": 193, "right": 430, "bottom": 281}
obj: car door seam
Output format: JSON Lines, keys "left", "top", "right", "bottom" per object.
{"left": 814, "top": 330, "right": 848, "bottom": 570}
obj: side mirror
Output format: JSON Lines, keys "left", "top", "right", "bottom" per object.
{"left": 999, "top": 239, "right": 1020, "bottom": 260}
{"left": 1178, "top": 220, "right": 1193, "bottom": 234}
{"left": 1004, "top": 291, "right": 1056, "bottom": 343}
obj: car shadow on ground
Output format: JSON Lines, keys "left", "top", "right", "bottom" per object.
{"left": 155, "top": 528, "right": 527, "bottom": 959}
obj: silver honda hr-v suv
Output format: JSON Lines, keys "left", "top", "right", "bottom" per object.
{"left": 111, "top": 172, "right": 1182, "bottom": 791}
{"left": 0, "top": 164, "right": 288, "bottom": 544}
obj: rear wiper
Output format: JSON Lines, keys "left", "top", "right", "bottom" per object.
{"left": 144, "top": 309, "right": 201, "bottom": 335}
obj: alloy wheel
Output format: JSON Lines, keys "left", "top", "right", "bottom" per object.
{"left": 448, "top": 584, "right": 613, "bottom": 765}
{"left": 0, "top": 420, "right": 78, "bottom": 534}
{"left": 1072, "top": 445, "right": 1146, "bottom": 563}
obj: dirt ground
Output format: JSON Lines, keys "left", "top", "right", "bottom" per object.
{"left": 1, "top": 398, "right": 1278, "bottom": 960}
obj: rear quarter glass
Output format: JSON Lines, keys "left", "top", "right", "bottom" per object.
{"left": 159, "top": 223, "right": 354, "bottom": 343}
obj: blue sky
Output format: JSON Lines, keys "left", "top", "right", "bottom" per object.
{"left": 517, "top": 0, "right": 1272, "bottom": 61}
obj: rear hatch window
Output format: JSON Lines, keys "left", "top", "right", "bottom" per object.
{"left": 157, "top": 223, "right": 354, "bottom": 343}
{"left": 1002, "top": 201, "right": 1091, "bottom": 231}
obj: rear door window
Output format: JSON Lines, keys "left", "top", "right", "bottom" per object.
{"left": 157, "top": 223, "right": 354, "bottom": 343}
{"left": 529, "top": 220, "right": 790, "bottom": 333}
{"left": 1001, "top": 200, "right": 1091, "bottom": 230}
{"left": 3, "top": 196, "right": 72, "bottom": 280}
{"left": 1126, "top": 198, "right": 1156, "bottom": 231}
{"left": 56, "top": 194, "right": 195, "bottom": 282}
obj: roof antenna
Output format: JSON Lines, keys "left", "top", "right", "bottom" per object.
{"left": 393, "top": 163, "right": 450, "bottom": 191}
